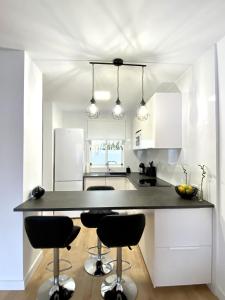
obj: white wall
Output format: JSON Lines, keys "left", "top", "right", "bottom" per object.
{"left": 23, "top": 53, "right": 43, "bottom": 283}
{"left": 0, "top": 49, "right": 42, "bottom": 289}
{"left": 0, "top": 49, "right": 24, "bottom": 289}
{"left": 177, "top": 47, "right": 216, "bottom": 202}
{"left": 42, "top": 102, "right": 63, "bottom": 190}
{"left": 215, "top": 36, "right": 225, "bottom": 300}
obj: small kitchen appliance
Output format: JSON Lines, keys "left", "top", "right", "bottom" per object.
{"left": 139, "top": 162, "right": 145, "bottom": 175}
{"left": 145, "top": 161, "right": 156, "bottom": 177}
{"left": 126, "top": 166, "right": 131, "bottom": 174}
{"left": 138, "top": 178, "right": 171, "bottom": 187}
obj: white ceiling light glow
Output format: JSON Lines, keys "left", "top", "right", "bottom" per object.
{"left": 94, "top": 91, "right": 111, "bottom": 101}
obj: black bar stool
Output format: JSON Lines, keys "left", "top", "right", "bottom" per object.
{"left": 25, "top": 216, "right": 80, "bottom": 300}
{"left": 80, "top": 186, "right": 118, "bottom": 276}
{"left": 97, "top": 214, "right": 145, "bottom": 300}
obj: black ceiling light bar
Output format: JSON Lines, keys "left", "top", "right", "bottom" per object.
{"left": 89, "top": 58, "right": 146, "bottom": 68}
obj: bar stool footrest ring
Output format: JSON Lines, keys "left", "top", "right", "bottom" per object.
{"left": 106, "top": 259, "right": 131, "bottom": 273}
{"left": 88, "top": 245, "right": 110, "bottom": 257}
{"left": 46, "top": 259, "right": 72, "bottom": 273}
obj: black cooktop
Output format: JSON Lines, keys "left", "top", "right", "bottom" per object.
{"left": 138, "top": 178, "right": 171, "bottom": 187}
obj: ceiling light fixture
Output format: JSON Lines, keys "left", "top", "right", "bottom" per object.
{"left": 137, "top": 66, "right": 149, "bottom": 121}
{"left": 87, "top": 64, "right": 99, "bottom": 119}
{"left": 88, "top": 58, "right": 147, "bottom": 119}
{"left": 112, "top": 66, "right": 124, "bottom": 120}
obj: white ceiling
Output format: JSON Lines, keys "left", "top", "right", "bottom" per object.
{"left": 1, "top": 0, "right": 225, "bottom": 112}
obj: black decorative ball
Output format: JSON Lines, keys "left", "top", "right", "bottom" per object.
{"left": 31, "top": 186, "right": 45, "bottom": 199}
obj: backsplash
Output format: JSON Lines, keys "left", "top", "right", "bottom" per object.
{"left": 135, "top": 148, "right": 213, "bottom": 202}
{"left": 135, "top": 148, "right": 183, "bottom": 185}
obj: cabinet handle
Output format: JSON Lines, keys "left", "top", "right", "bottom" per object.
{"left": 169, "top": 246, "right": 200, "bottom": 251}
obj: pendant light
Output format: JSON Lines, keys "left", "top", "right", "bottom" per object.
{"left": 112, "top": 66, "right": 124, "bottom": 119}
{"left": 87, "top": 64, "right": 99, "bottom": 118}
{"left": 137, "top": 66, "right": 149, "bottom": 121}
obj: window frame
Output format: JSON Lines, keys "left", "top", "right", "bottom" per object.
{"left": 89, "top": 139, "right": 124, "bottom": 168}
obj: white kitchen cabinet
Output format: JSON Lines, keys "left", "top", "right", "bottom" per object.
{"left": 139, "top": 208, "right": 212, "bottom": 287}
{"left": 133, "top": 93, "right": 182, "bottom": 149}
{"left": 84, "top": 177, "right": 106, "bottom": 190}
{"left": 84, "top": 177, "right": 137, "bottom": 191}
{"left": 105, "top": 177, "right": 127, "bottom": 190}
{"left": 105, "top": 177, "right": 136, "bottom": 190}
{"left": 154, "top": 246, "right": 211, "bottom": 286}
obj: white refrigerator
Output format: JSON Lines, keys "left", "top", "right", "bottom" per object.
{"left": 54, "top": 128, "right": 84, "bottom": 218}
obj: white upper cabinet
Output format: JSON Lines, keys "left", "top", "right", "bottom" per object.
{"left": 133, "top": 93, "right": 182, "bottom": 149}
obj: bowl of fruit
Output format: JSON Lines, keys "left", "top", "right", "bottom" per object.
{"left": 175, "top": 184, "right": 198, "bottom": 200}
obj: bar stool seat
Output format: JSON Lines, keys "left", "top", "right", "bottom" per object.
{"left": 80, "top": 186, "right": 118, "bottom": 276}
{"left": 97, "top": 214, "right": 145, "bottom": 300}
{"left": 25, "top": 216, "right": 80, "bottom": 300}
{"left": 81, "top": 209, "right": 116, "bottom": 228}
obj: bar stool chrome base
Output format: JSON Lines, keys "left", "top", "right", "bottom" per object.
{"left": 101, "top": 274, "right": 137, "bottom": 300}
{"left": 84, "top": 255, "right": 113, "bottom": 276}
{"left": 37, "top": 275, "right": 75, "bottom": 300}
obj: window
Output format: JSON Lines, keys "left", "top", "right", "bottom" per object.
{"left": 89, "top": 140, "right": 124, "bottom": 167}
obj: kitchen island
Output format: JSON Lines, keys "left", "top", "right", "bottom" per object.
{"left": 14, "top": 187, "right": 213, "bottom": 212}
{"left": 14, "top": 187, "right": 213, "bottom": 288}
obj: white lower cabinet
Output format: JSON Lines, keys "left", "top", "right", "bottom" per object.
{"left": 139, "top": 208, "right": 212, "bottom": 287}
{"left": 105, "top": 177, "right": 136, "bottom": 190}
{"left": 105, "top": 177, "right": 127, "bottom": 190}
{"left": 84, "top": 177, "right": 136, "bottom": 191}
{"left": 154, "top": 246, "right": 212, "bottom": 286}
{"left": 84, "top": 177, "right": 106, "bottom": 190}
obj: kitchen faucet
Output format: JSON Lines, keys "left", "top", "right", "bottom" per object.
{"left": 106, "top": 161, "right": 116, "bottom": 172}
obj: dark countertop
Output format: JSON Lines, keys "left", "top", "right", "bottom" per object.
{"left": 14, "top": 188, "right": 214, "bottom": 212}
{"left": 83, "top": 172, "right": 126, "bottom": 178}
{"left": 83, "top": 172, "right": 171, "bottom": 189}
{"left": 128, "top": 172, "right": 171, "bottom": 188}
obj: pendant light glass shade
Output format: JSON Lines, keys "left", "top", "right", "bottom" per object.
{"left": 137, "top": 66, "right": 149, "bottom": 121}
{"left": 87, "top": 64, "right": 99, "bottom": 119}
{"left": 113, "top": 66, "right": 124, "bottom": 119}
{"left": 87, "top": 98, "right": 99, "bottom": 118}
{"left": 113, "top": 98, "right": 124, "bottom": 119}
{"left": 137, "top": 99, "right": 149, "bottom": 121}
